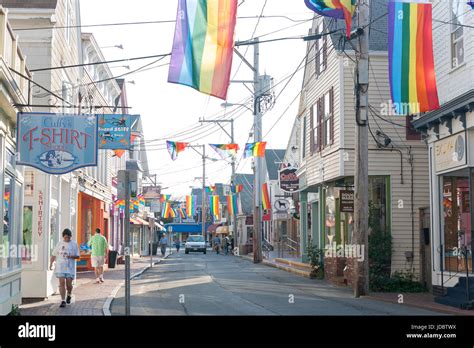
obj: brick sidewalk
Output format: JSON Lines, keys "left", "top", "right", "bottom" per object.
{"left": 20, "top": 255, "right": 168, "bottom": 316}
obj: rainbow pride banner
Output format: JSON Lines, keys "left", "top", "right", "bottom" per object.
{"left": 186, "top": 195, "right": 196, "bottom": 217}
{"left": 168, "top": 0, "right": 238, "bottom": 100}
{"left": 167, "top": 141, "right": 189, "bottom": 161}
{"left": 160, "top": 194, "right": 171, "bottom": 203}
{"left": 226, "top": 194, "right": 239, "bottom": 217}
{"left": 388, "top": 0, "right": 439, "bottom": 114}
{"left": 209, "top": 144, "right": 240, "bottom": 159}
{"left": 243, "top": 142, "right": 267, "bottom": 158}
{"left": 178, "top": 207, "right": 187, "bottom": 219}
{"left": 209, "top": 195, "right": 220, "bottom": 220}
{"left": 231, "top": 184, "right": 243, "bottom": 194}
{"left": 162, "top": 202, "right": 176, "bottom": 219}
{"left": 304, "top": 0, "right": 356, "bottom": 38}
{"left": 262, "top": 183, "right": 271, "bottom": 211}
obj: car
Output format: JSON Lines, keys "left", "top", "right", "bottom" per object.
{"left": 185, "top": 235, "right": 207, "bottom": 254}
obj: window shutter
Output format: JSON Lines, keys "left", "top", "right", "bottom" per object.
{"left": 406, "top": 115, "right": 422, "bottom": 141}
{"left": 317, "top": 98, "right": 323, "bottom": 152}
{"left": 322, "top": 25, "right": 327, "bottom": 70}
{"left": 309, "top": 107, "right": 314, "bottom": 154}
{"left": 315, "top": 36, "right": 320, "bottom": 76}
{"left": 329, "top": 87, "right": 334, "bottom": 145}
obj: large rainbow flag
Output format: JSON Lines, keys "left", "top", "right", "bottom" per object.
{"left": 162, "top": 202, "right": 176, "bottom": 219}
{"left": 186, "top": 195, "right": 196, "bottom": 217}
{"left": 209, "top": 195, "right": 220, "bottom": 219}
{"left": 243, "top": 142, "right": 267, "bottom": 158}
{"left": 262, "top": 183, "right": 271, "bottom": 211}
{"left": 304, "top": 0, "right": 356, "bottom": 38}
{"left": 388, "top": 0, "right": 439, "bottom": 115}
{"left": 160, "top": 194, "right": 171, "bottom": 203}
{"left": 168, "top": 0, "right": 238, "bottom": 100}
{"left": 226, "top": 194, "right": 239, "bottom": 217}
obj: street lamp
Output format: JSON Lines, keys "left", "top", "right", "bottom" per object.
{"left": 220, "top": 102, "right": 253, "bottom": 113}
{"left": 100, "top": 44, "right": 124, "bottom": 50}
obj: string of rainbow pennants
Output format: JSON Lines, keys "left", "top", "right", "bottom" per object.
{"left": 165, "top": 141, "right": 266, "bottom": 161}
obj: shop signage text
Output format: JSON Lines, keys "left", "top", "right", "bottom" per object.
{"left": 17, "top": 113, "right": 98, "bottom": 175}
{"left": 340, "top": 190, "right": 354, "bottom": 213}
{"left": 279, "top": 166, "right": 300, "bottom": 192}
{"left": 434, "top": 132, "right": 466, "bottom": 173}
{"left": 98, "top": 114, "right": 137, "bottom": 150}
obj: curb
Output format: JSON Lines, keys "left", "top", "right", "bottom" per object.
{"left": 102, "top": 253, "right": 172, "bottom": 316}
{"left": 237, "top": 254, "right": 312, "bottom": 278}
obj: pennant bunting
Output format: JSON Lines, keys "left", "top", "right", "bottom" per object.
{"left": 168, "top": 0, "right": 238, "bottom": 100}
{"left": 262, "top": 183, "right": 271, "bottom": 211}
{"left": 388, "top": 0, "right": 440, "bottom": 114}
{"left": 186, "top": 195, "right": 197, "bottom": 217}
{"left": 304, "top": 0, "right": 356, "bottom": 38}
{"left": 113, "top": 149, "right": 125, "bottom": 158}
{"left": 209, "top": 195, "right": 220, "bottom": 219}
{"left": 226, "top": 194, "right": 239, "bottom": 216}
{"left": 167, "top": 141, "right": 189, "bottom": 161}
{"left": 243, "top": 142, "right": 267, "bottom": 158}
{"left": 209, "top": 143, "right": 240, "bottom": 159}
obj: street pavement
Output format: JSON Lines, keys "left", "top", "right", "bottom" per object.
{"left": 111, "top": 251, "right": 442, "bottom": 316}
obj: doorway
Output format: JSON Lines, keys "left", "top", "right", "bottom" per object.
{"left": 420, "top": 208, "right": 432, "bottom": 290}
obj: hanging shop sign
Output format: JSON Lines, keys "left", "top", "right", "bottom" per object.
{"left": 98, "top": 114, "right": 137, "bottom": 150}
{"left": 17, "top": 112, "right": 98, "bottom": 175}
{"left": 339, "top": 190, "right": 354, "bottom": 213}
{"left": 279, "top": 166, "right": 300, "bottom": 192}
{"left": 434, "top": 131, "right": 467, "bottom": 173}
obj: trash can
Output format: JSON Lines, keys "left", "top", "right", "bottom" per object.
{"left": 108, "top": 250, "right": 118, "bottom": 268}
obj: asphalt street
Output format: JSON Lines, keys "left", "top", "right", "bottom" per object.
{"left": 111, "top": 251, "right": 441, "bottom": 315}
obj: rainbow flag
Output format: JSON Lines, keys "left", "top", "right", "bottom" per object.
{"left": 178, "top": 207, "right": 187, "bottom": 219}
{"left": 262, "top": 183, "right": 271, "bottom": 211}
{"left": 209, "top": 195, "right": 220, "bottom": 219}
{"left": 162, "top": 202, "right": 176, "bottom": 218}
{"left": 186, "top": 195, "right": 196, "bottom": 216}
{"left": 168, "top": 0, "right": 238, "bottom": 100}
{"left": 160, "top": 194, "right": 171, "bottom": 203}
{"left": 209, "top": 144, "right": 240, "bottom": 159}
{"left": 388, "top": 0, "right": 439, "bottom": 114}
{"left": 226, "top": 194, "right": 239, "bottom": 216}
{"left": 138, "top": 194, "right": 145, "bottom": 206}
{"left": 167, "top": 141, "right": 189, "bottom": 161}
{"left": 304, "top": 0, "right": 356, "bottom": 38}
{"left": 243, "top": 142, "right": 267, "bottom": 158}
{"left": 231, "top": 184, "right": 243, "bottom": 194}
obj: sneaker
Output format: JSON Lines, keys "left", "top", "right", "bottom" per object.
{"left": 59, "top": 301, "right": 66, "bottom": 308}
{"left": 99, "top": 277, "right": 104, "bottom": 283}
{"left": 96, "top": 278, "right": 100, "bottom": 284}
{"left": 66, "top": 295, "right": 72, "bottom": 304}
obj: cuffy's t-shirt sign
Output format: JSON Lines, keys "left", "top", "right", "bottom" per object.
{"left": 17, "top": 112, "right": 98, "bottom": 175}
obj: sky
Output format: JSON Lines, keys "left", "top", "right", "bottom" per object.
{"left": 80, "top": 0, "right": 313, "bottom": 198}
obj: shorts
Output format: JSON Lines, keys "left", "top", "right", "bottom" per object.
{"left": 56, "top": 273, "right": 75, "bottom": 279}
{"left": 91, "top": 256, "right": 105, "bottom": 267}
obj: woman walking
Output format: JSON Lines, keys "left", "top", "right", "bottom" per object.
{"left": 175, "top": 239, "right": 181, "bottom": 253}
{"left": 50, "top": 229, "right": 80, "bottom": 308}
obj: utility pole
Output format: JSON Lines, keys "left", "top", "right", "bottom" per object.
{"left": 253, "top": 37, "right": 263, "bottom": 264}
{"left": 354, "top": 0, "right": 370, "bottom": 297}
{"left": 202, "top": 145, "right": 207, "bottom": 242}
{"left": 124, "top": 171, "right": 131, "bottom": 315}
{"left": 200, "top": 119, "right": 237, "bottom": 248}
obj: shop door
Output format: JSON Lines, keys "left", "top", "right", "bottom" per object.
{"left": 419, "top": 208, "right": 432, "bottom": 290}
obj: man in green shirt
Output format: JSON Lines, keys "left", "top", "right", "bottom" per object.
{"left": 88, "top": 228, "right": 108, "bottom": 283}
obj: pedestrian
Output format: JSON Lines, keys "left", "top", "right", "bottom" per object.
{"left": 88, "top": 228, "right": 108, "bottom": 284}
{"left": 224, "top": 236, "right": 230, "bottom": 255}
{"left": 213, "top": 235, "right": 221, "bottom": 254}
{"left": 159, "top": 233, "right": 168, "bottom": 257}
{"left": 50, "top": 229, "right": 80, "bottom": 308}
{"left": 175, "top": 239, "right": 181, "bottom": 253}
{"left": 230, "top": 236, "right": 235, "bottom": 255}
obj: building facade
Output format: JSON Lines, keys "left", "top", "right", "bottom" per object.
{"left": 0, "top": 6, "right": 30, "bottom": 315}
{"left": 413, "top": 1, "right": 474, "bottom": 294}
{"left": 297, "top": 3, "right": 430, "bottom": 285}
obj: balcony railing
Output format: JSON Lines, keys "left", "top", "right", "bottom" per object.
{"left": 0, "top": 6, "right": 31, "bottom": 103}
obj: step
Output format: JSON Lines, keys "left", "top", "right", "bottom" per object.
{"left": 458, "top": 277, "right": 474, "bottom": 288}
{"left": 435, "top": 296, "right": 474, "bottom": 310}
{"left": 446, "top": 287, "right": 474, "bottom": 299}
{"left": 274, "top": 258, "right": 312, "bottom": 271}
{"left": 263, "top": 260, "right": 312, "bottom": 278}
{"left": 433, "top": 285, "right": 448, "bottom": 297}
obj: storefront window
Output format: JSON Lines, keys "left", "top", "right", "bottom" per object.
{"left": 22, "top": 206, "right": 33, "bottom": 262}
{"left": 2, "top": 175, "right": 12, "bottom": 271}
{"left": 325, "top": 187, "right": 336, "bottom": 245}
{"left": 368, "top": 177, "right": 388, "bottom": 234}
{"left": 442, "top": 175, "right": 472, "bottom": 273}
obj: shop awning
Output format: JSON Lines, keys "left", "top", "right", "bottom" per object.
{"left": 216, "top": 226, "right": 229, "bottom": 235}
{"left": 207, "top": 223, "right": 222, "bottom": 233}
{"left": 135, "top": 217, "right": 149, "bottom": 226}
